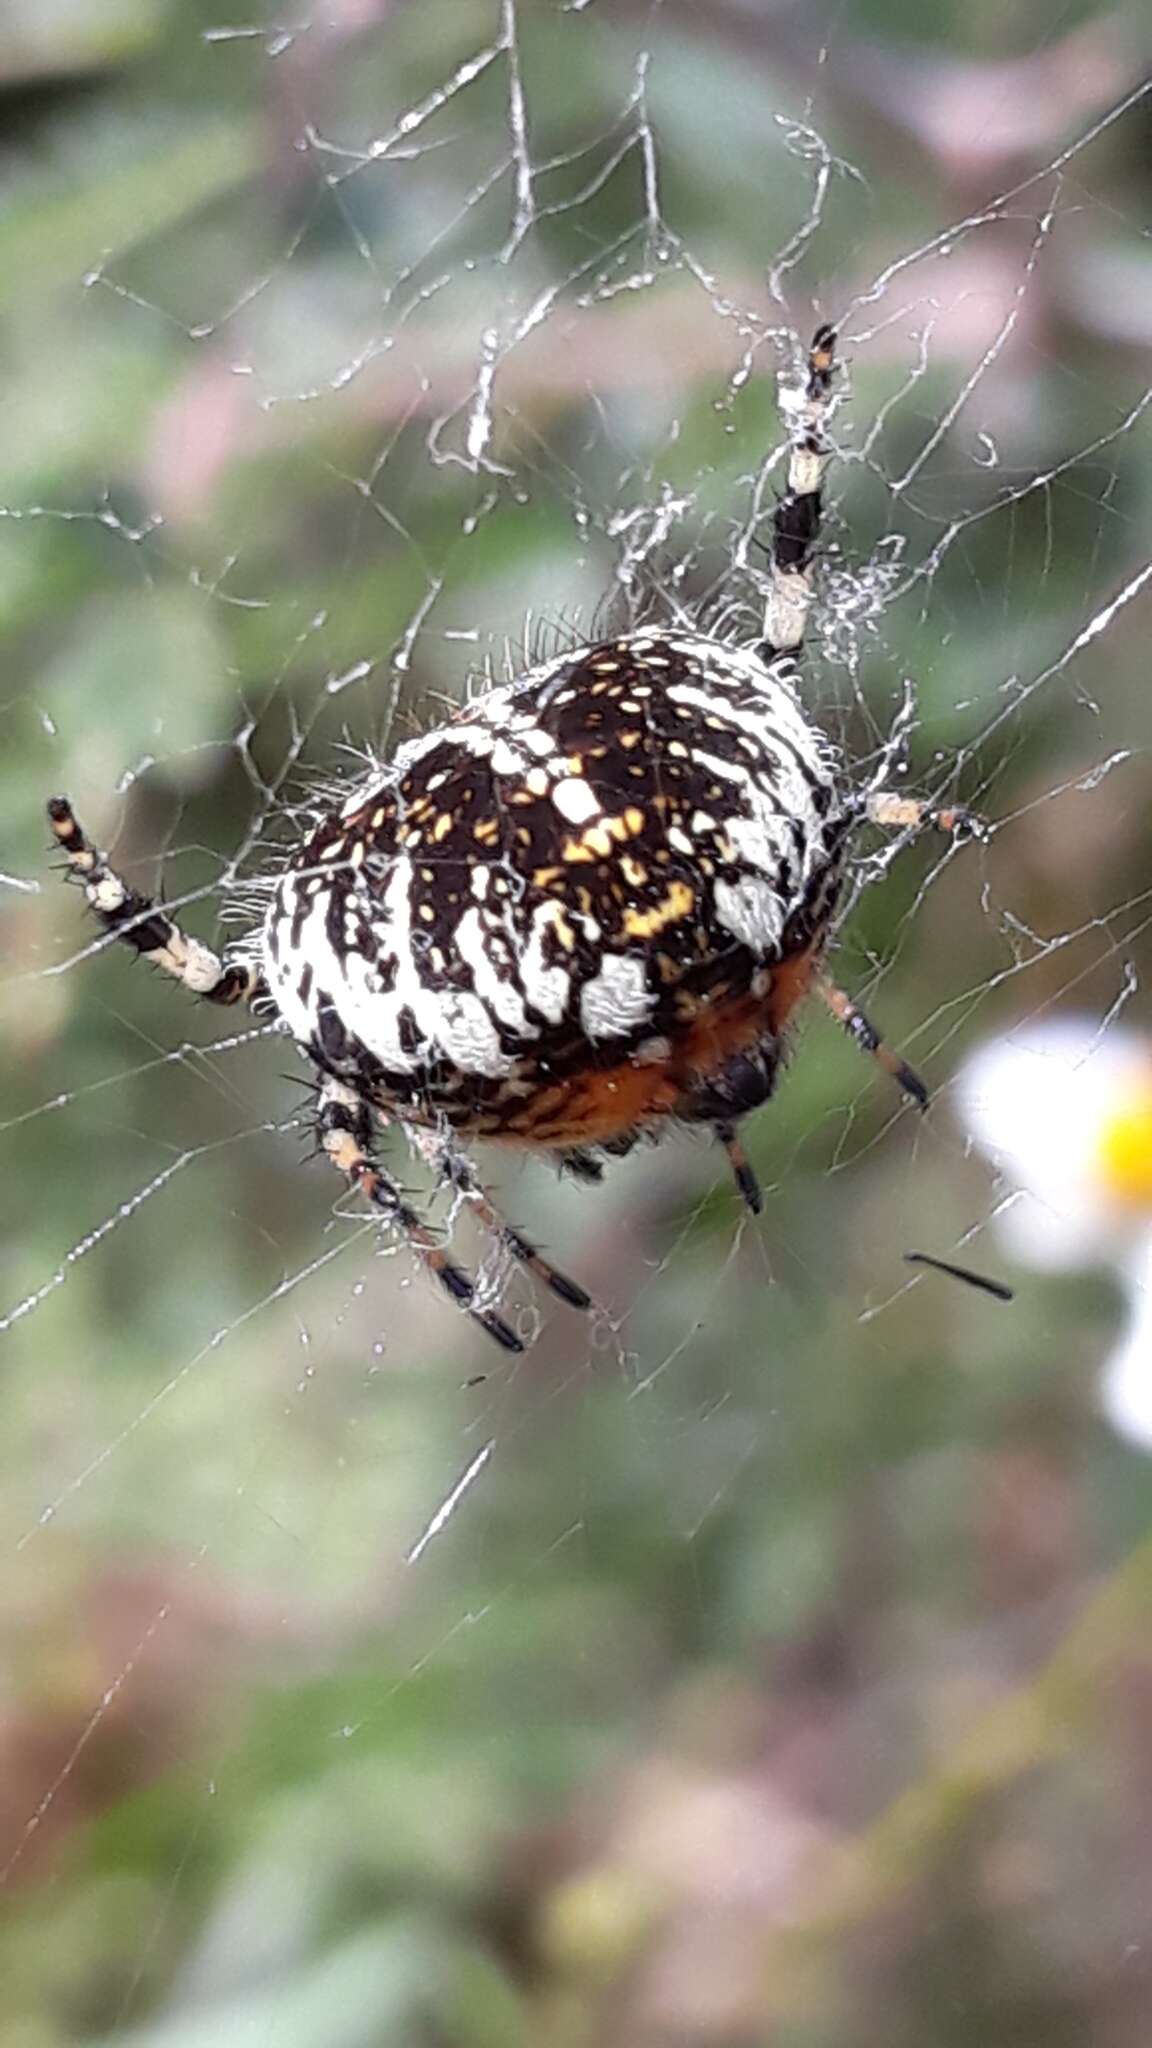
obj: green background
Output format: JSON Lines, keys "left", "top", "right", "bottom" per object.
{"left": 2, "top": 1, "right": 1152, "bottom": 2042}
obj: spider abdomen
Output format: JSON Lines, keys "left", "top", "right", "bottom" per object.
{"left": 263, "top": 628, "right": 847, "bottom": 1147}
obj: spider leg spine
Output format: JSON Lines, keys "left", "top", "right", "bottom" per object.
{"left": 556, "top": 1148, "right": 605, "bottom": 1185}
{"left": 317, "top": 1079, "right": 525, "bottom": 1353}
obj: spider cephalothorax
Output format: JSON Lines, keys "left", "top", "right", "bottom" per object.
{"left": 47, "top": 327, "right": 977, "bottom": 1350}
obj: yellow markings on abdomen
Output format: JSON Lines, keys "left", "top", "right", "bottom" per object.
{"left": 621, "top": 879, "right": 695, "bottom": 940}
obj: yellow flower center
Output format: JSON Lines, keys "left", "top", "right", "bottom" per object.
{"left": 1098, "top": 1088, "right": 1152, "bottom": 1208}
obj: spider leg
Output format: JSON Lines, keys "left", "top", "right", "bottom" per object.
{"left": 819, "top": 977, "right": 928, "bottom": 1111}
{"left": 714, "top": 1121, "right": 763, "bottom": 1216}
{"left": 556, "top": 1147, "right": 605, "bottom": 1185}
{"left": 317, "top": 1079, "right": 525, "bottom": 1354}
{"left": 863, "top": 792, "right": 987, "bottom": 842}
{"left": 675, "top": 1047, "right": 778, "bottom": 1215}
{"left": 760, "top": 322, "right": 836, "bottom": 664}
{"left": 408, "top": 1126, "right": 592, "bottom": 1312}
{"left": 47, "top": 795, "right": 262, "bottom": 1007}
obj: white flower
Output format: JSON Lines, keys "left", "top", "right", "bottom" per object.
{"left": 954, "top": 1017, "right": 1152, "bottom": 1447}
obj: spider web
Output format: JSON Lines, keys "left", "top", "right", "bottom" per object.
{"left": 3, "top": 3, "right": 1152, "bottom": 2039}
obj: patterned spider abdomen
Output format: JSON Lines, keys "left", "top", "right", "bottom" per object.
{"left": 263, "top": 629, "right": 849, "bottom": 1152}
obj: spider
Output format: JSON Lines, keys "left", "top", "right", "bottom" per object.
{"left": 47, "top": 327, "right": 979, "bottom": 1353}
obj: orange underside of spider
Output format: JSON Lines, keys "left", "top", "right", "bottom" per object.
{"left": 466, "top": 939, "right": 824, "bottom": 1149}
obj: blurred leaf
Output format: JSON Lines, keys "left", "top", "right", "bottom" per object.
{"left": 90, "top": 1924, "right": 466, "bottom": 2048}
{"left": 0, "top": 0, "right": 167, "bottom": 82}
{"left": 0, "top": 121, "right": 258, "bottom": 310}
{"left": 33, "top": 582, "right": 234, "bottom": 819}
